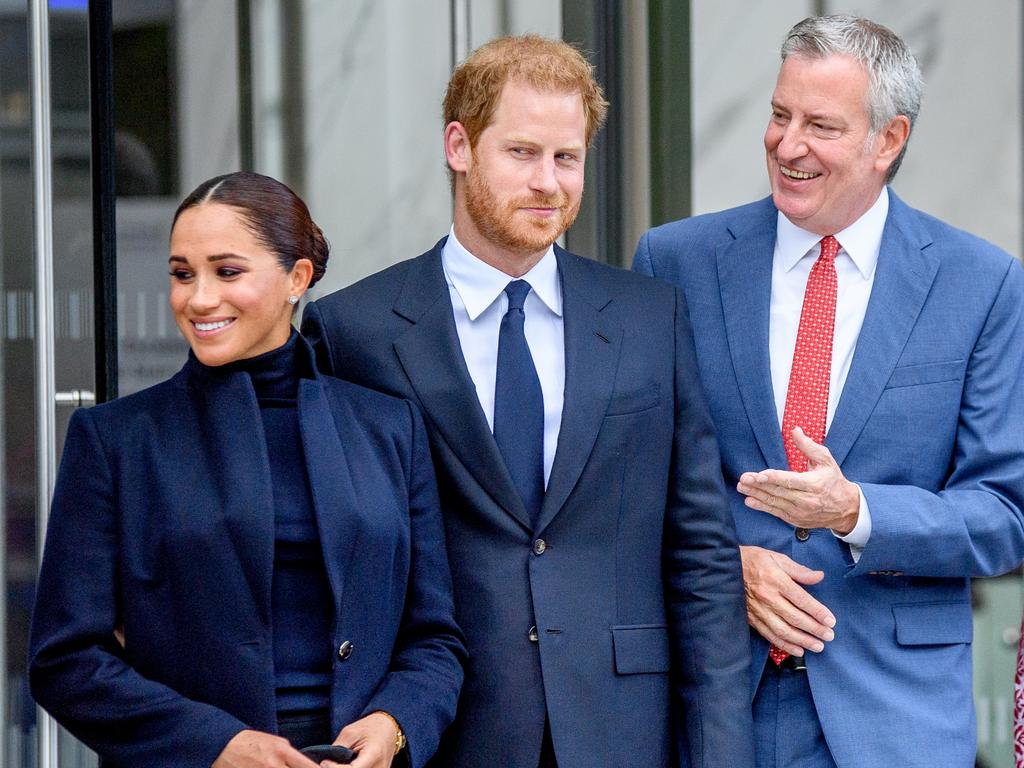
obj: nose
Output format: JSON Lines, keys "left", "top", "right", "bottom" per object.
{"left": 529, "top": 155, "right": 559, "bottom": 197}
{"left": 188, "top": 276, "right": 220, "bottom": 312}
{"left": 774, "top": 122, "right": 808, "bottom": 162}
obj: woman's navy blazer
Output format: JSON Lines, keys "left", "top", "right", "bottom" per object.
{"left": 29, "top": 337, "right": 465, "bottom": 768}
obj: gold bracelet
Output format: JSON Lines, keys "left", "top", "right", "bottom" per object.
{"left": 375, "top": 710, "right": 407, "bottom": 755}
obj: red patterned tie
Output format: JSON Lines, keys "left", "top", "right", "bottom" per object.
{"left": 769, "top": 235, "right": 839, "bottom": 667}
{"left": 1015, "top": 617, "right": 1024, "bottom": 766}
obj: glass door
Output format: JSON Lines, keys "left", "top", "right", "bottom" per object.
{"left": 1, "top": 1, "right": 97, "bottom": 766}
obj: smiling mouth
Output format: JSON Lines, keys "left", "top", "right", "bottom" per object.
{"left": 192, "top": 318, "right": 234, "bottom": 332}
{"left": 780, "top": 165, "right": 821, "bottom": 180}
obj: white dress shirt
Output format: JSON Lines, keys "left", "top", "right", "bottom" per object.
{"left": 442, "top": 227, "right": 565, "bottom": 487}
{"left": 770, "top": 188, "right": 889, "bottom": 552}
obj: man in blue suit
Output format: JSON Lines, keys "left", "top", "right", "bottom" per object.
{"left": 634, "top": 14, "right": 1024, "bottom": 768}
{"left": 303, "top": 35, "right": 754, "bottom": 768}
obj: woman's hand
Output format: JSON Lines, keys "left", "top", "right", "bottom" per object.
{"left": 213, "top": 729, "right": 319, "bottom": 768}
{"left": 330, "top": 712, "right": 400, "bottom": 768}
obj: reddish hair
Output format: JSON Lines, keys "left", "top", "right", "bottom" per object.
{"left": 443, "top": 35, "right": 608, "bottom": 148}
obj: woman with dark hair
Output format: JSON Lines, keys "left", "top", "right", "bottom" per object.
{"left": 28, "top": 172, "right": 465, "bottom": 768}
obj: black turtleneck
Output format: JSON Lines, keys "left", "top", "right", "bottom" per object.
{"left": 224, "top": 332, "right": 332, "bottom": 719}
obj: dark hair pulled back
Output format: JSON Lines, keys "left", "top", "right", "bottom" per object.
{"left": 173, "top": 171, "right": 329, "bottom": 286}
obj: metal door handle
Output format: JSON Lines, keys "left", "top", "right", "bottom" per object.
{"left": 54, "top": 390, "right": 96, "bottom": 407}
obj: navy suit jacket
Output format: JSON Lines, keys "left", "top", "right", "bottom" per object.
{"left": 302, "top": 240, "right": 755, "bottom": 768}
{"left": 29, "top": 337, "right": 465, "bottom": 768}
{"left": 634, "top": 191, "right": 1024, "bottom": 767}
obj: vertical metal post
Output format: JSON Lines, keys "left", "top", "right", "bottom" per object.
{"left": 237, "top": 0, "right": 255, "bottom": 172}
{"left": 648, "top": 0, "right": 691, "bottom": 225}
{"left": 90, "top": 0, "right": 117, "bottom": 404}
{"left": 30, "top": 0, "right": 59, "bottom": 765}
{"left": 451, "top": 0, "right": 470, "bottom": 67}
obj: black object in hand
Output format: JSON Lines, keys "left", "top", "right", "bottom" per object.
{"left": 300, "top": 744, "right": 356, "bottom": 764}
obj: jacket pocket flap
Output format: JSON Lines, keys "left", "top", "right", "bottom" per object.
{"left": 606, "top": 384, "right": 661, "bottom": 416}
{"left": 612, "top": 624, "right": 670, "bottom": 674}
{"left": 892, "top": 602, "right": 972, "bottom": 646}
{"left": 885, "top": 359, "right": 964, "bottom": 389}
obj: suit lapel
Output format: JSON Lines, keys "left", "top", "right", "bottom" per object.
{"left": 189, "top": 366, "right": 275, "bottom": 627}
{"left": 298, "top": 375, "right": 361, "bottom": 608}
{"left": 536, "top": 249, "right": 622, "bottom": 533}
{"left": 392, "top": 244, "right": 532, "bottom": 530}
{"left": 717, "top": 203, "right": 788, "bottom": 469}
{"left": 826, "top": 195, "right": 938, "bottom": 465}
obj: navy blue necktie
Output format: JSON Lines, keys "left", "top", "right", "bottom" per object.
{"left": 493, "top": 279, "right": 545, "bottom": 528}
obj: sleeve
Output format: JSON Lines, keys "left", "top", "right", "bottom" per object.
{"left": 28, "top": 409, "right": 248, "bottom": 768}
{"left": 850, "top": 258, "right": 1024, "bottom": 578}
{"left": 632, "top": 231, "right": 657, "bottom": 277}
{"left": 663, "top": 288, "right": 756, "bottom": 768}
{"left": 362, "top": 401, "right": 467, "bottom": 768}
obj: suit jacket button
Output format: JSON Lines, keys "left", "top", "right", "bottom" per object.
{"left": 533, "top": 539, "right": 547, "bottom": 555}
{"left": 528, "top": 625, "right": 539, "bottom": 642}
{"left": 337, "top": 640, "right": 354, "bottom": 660}
{"left": 795, "top": 527, "right": 810, "bottom": 542}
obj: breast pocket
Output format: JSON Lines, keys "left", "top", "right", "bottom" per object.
{"left": 884, "top": 359, "right": 964, "bottom": 390}
{"left": 605, "top": 384, "right": 661, "bottom": 417}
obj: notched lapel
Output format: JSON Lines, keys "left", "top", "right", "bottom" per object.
{"left": 392, "top": 250, "right": 532, "bottom": 531}
{"left": 717, "top": 224, "right": 787, "bottom": 469}
{"left": 826, "top": 215, "right": 938, "bottom": 466}
{"left": 537, "top": 252, "right": 622, "bottom": 533}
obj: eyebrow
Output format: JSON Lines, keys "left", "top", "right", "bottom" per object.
{"left": 505, "top": 136, "right": 585, "bottom": 151}
{"left": 168, "top": 253, "right": 251, "bottom": 264}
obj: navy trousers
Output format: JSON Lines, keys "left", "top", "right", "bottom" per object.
{"left": 753, "top": 663, "right": 838, "bottom": 768}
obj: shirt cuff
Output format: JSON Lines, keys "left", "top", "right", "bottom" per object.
{"left": 834, "top": 486, "right": 871, "bottom": 562}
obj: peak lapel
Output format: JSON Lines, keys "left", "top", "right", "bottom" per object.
{"left": 825, "top": 203, "right": 938, "bottom": 466}
{"left": 392, "top": 247, "right": 532, "bottom": 531}
{"left": 717, "top": 214, "right": 787, "bottom": 469}
{"left": 190, "top": 370, "right": 275, "bottom": 626}
{"left": 536, "top": 250, "right": 622, "bottom": 533}
{"left": 298, "top": 377, "right": 360, "bottom": 607}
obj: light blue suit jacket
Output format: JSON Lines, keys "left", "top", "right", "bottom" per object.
{"left": 633, "top": 191, "right": 1024, "bottom": 767}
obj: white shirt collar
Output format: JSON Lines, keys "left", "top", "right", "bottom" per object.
{"left": 775, "top": 187, "right": 889, "bottom": 279}
{"left": 442, "top": 225, "right": 563, "bottom": 320}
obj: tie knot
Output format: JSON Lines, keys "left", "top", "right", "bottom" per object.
{"left": 819, "top": 235, "right": 840, "bottom": 263}
{"left": 504, "top": 280, "right": 533, "bottom": 311}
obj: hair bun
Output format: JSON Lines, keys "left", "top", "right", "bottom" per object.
{"left": 308, "top": 223, "right": 330, "bottom": 287}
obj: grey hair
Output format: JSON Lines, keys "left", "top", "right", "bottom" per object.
{"left": 781, "top": 14, "right": 923, "bottom": 182}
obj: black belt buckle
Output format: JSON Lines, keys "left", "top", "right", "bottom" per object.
{"left": 775, "top": 653, "right": 807, "bottom": 671}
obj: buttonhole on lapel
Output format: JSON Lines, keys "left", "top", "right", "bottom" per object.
{"left": 546, "top": 628, "right": 563, "bottom": 634}
{"left": 595, "top": 331, "right": 610, "bottom": 344}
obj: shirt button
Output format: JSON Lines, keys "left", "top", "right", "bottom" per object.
{"left": 533, "top": 539, "right": 547, "bottom": 555}
{"left": 528, "top": 625, "right": 539, "bottom": 642}
{"left": 795, "top": 527, "right": 810, "bottom": 542}
{"left": 337, "top": 640, "right": 354, "bottom": 660}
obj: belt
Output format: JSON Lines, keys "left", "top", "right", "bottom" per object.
{"left": 771, "top": 653, "right": 807, "bottom": 671}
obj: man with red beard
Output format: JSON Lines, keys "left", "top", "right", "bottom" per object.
{"left": 303, "top": 35, "right": 753, "bottom": 768}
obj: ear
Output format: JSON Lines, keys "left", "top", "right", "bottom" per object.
{"left": 444, "top": 121, "right": 473, "bottom": 174}
{"left": 874, "top": 115, "right": 911, "bottom": 175}
{"left": 289, "top": 258, "right": 314, "bottom": 297}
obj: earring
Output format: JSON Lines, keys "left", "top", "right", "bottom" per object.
{"left": 288, "top": 295, "right": 299, "bottom": 305}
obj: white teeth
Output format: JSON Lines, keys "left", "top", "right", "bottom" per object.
{"left": 194, "top": 319, "right": 232, "bottom": 331}
{"left": 781, "top": 166, "right": 820, "bottom": 180}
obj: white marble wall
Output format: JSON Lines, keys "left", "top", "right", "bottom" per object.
{"left": 175, "top": 0, "right": 241, "bottom": 193}
{"left": 299, "top": 0, "right": 453, "bottom": 297}
{"left": 691, "top": 1, "right": 1022, "bottom": 257}
{"left": 297, "top": 0, "right": 561, "bottom": 296}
